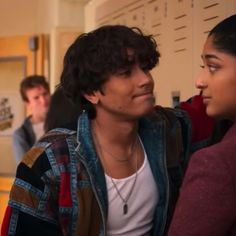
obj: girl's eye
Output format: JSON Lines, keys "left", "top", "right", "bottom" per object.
{"left": 208, "top": 64, "right": 218, "bottom": 73}
{"left": 200, "top": 63, "right": 218, "bottom": 73}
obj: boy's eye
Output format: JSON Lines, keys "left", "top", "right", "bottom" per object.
{"left": 143, "top": 68, "right": 150, "bottom": 74}
{"left": 140, "top": 62, "right": 151, "bottom": 71}
{"left": 141, "top": 66, "right": 149, "bottom": 73}
{"left": 118, "top": 69, "right": 131, "bottom": 77}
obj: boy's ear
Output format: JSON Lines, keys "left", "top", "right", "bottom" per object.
{"left": 83, "top": 92, "right": 100, "bottom": 105}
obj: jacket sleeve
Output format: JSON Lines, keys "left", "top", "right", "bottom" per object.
{"left": 168, "top": 147, "right": 236, "bottom": 236}
{"left": 1, "top": 150, "right": 62, "bottom": 236}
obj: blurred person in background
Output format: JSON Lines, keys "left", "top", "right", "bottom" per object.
{"left": 12, "top": 75, "right": 50, "bottom": 163}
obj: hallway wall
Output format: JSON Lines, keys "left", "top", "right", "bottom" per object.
{"left": 0, "top": 0, "right": 86, "bottom": 36}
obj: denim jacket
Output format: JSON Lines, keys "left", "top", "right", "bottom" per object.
{"left": 2, "top": 108, "right": 192, "bottom": 236}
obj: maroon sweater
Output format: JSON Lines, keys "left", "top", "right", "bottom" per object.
{"left": 168, "top": 123, "right": 236, "bottom": 236}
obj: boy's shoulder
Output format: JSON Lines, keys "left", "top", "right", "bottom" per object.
{"left": 20, "top": 128, "right": 77, "bottom": 171}
{"left": 40, "top": 127, "right": 77, "bottom": 144}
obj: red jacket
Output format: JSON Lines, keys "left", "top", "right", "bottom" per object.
{"left": 168, "top": 123, "right": 236, "bottom": 236}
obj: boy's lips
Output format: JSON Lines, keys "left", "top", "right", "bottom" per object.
{"left": 133, "top": 93, "right": 154, "bottom": 102}
{"left": 133, "top": 91, "right": 153, "bottom": 98}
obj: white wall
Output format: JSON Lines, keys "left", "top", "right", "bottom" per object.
{"left": 0, "top": 0, "right": 39, "bottom": 36}
{"left": 85, "top": 0, "right": 107, "bottom": 31}
{"left": 0, "top": 0, "right": 86, "bottom": 36}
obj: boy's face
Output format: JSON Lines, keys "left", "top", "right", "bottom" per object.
{"left": 25, "top": 85, "right": 50, "bottom": 121}
{"left": 87, "top": 64, "right": 155, "bottom": 120}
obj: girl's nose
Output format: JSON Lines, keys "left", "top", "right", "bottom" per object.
{"left": 195, "top": 70, "right": 207, "bottom": 90}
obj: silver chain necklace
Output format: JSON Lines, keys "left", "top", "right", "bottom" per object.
{"left": 108, "top": 149, "right": 138, "bottom": 215}
{"left": 92, "top": 128, "right": 139, "bottom": 215}
{"left": 98, "top": 134, "right": 138, "bottom": 162}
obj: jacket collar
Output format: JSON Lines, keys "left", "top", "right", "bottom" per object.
{"left": 75, "top": 112, "right": 168, "bottom": 230}
{"left": 76, "top": 112, "right": 108, "bottom": 218}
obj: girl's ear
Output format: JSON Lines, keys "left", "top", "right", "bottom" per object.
{"left": 83, "top": 92, "right": 100, "bottom": 105}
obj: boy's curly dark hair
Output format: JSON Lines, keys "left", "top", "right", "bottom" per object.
{"left": 60, "top": 25, "right": 160, "bottom": 119}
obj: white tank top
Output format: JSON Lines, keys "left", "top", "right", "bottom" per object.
{"left": 105, "top": 142, "right": 159, "bottom": 236}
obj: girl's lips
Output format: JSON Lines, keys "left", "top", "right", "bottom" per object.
{"left": 202, "top": 96, "right": 211, "bottom": 104}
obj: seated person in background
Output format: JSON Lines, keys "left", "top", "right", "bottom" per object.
{"left": 44, "top": 86, "right": 81, "bottom": 132}
{"left": 168, "top": 14, "right": 236, "bottom": 236}
{"left": 12, "top": 75, "right": 50, "bottom": 163}
{"left": 2, "top": 25, "right": 220, "bottom": 236}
